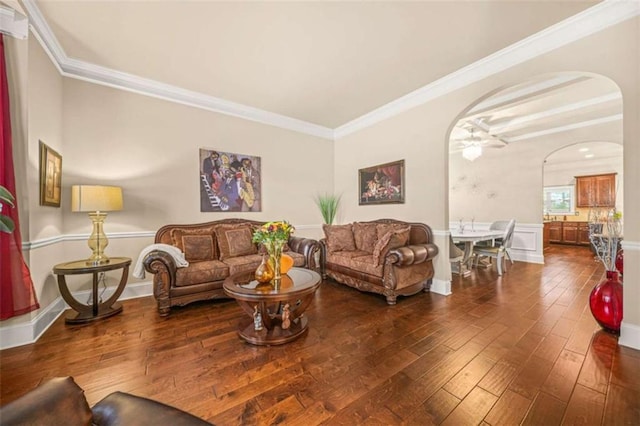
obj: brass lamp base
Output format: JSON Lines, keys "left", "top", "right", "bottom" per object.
{"left": 86, "top": 212, "right": 111, "bottom": 265}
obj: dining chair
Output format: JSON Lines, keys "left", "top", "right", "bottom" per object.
{"left": 476, "top": 220, "right": 515, "bottom": 264}
{"left": 449, "top": 234, "right": 465, "bottom": 274}
{"left": 473, "top": 219, "right": 516, "bottom": 275}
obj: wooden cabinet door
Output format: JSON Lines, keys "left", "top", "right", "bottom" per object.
{"left": 594, "top": 174, "right": 615, "bottom": 207}
{"left": 576, "top": 177, "right": 594, "bottom": 207}
{"left": 578, "top": 222, "right": 591, "bottom": 245}
{"left": 549, "top": 222, "right": 562, "bottom": 243}
{"left": 543, "top": 223, "right": 551, "bottom": 248}
{"left": 575, "top": 173, "right": 616, "bottom": 208}
{"left": 562, "top": 223, "right": 578, "bottom": 244}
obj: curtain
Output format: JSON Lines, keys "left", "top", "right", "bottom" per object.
{"left": 0, "top": 34, "right": 39, "bottom": 319}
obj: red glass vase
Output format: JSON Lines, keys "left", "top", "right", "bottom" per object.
{"left": 589, "top": 270, "right": 623, "bottom": 334}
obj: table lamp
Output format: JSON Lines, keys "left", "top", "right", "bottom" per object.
{"left": 71, "top": 185, "right": 123, "bottom": 265}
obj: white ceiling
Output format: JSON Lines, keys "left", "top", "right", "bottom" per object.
{"left": 450, "top": 72, "right": 623, "bottom": 161}
{"left": 30, "top": 0, "right": 598, "bottom": 129}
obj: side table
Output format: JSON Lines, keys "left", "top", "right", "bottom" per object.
{"left": 53, "top": 257, "right": 132, "bottom": 324}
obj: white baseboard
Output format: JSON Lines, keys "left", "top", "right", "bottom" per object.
{"left": 0, "top": 281, "right": 153, "bottom": 350}
{"left": 430, "top": 278, "right": 451, "bottom": 296}
{"left": 619, "top": 321, "right": 640, "bottom": 350}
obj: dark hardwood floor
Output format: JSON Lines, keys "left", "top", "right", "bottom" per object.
{"left": 1, "top": 245, "right": 639, "bottom": 425}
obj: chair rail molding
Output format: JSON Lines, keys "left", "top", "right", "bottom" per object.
{"left": 447, "top": 222, "right": 544, "bottom": 264}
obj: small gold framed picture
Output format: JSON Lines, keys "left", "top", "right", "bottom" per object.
{"left": 39, "top": 141, "right": 62, "bottom": 207}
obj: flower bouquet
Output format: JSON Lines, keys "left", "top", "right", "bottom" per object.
{"left": 252, "top": 221, "right": 295, "bottom": 282}
{"left": 588, "top": 208, "right": 623, "bottom": 333}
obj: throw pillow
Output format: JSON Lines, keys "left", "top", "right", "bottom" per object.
{"left": 323, "top": 224, "right": 356, "bottom": 253}
{"left": 170, "top": 227, "right": 217, "bottom": 261}
{"left": 372, "top": 226, "right": 411, "bottom": 267}
{"left": 216, "top": 225, "right": 258, "bottom": 260}
{"left": 376, "top": 222, "right": 411, "bottom": 240}
{"left": 352, "top": 222, "right": 378, "bottom": 254}
{"left": 181, "top": 235, "right": 215, "bottom": 262}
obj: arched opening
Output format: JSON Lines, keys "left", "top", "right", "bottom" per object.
{"left": 447, "top": 72, "right": 622, "bottom": 274}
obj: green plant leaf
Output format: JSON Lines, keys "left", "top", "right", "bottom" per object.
{"left": 315, "top": 194, "right": 341, "bottom": 225}
{"left": 0, "top": 185, "right": 14, "bottom": 207}
{"left": 0, "top": 215, "right": 15, "bottom": 233}
{"left": 0, "top": 185, "right": 16, "bottom": 233}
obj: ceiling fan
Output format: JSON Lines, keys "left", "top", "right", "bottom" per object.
{"left": 450, "top": 125, "right": 507, "bottom": 161}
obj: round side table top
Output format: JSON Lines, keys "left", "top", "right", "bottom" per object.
{"left": 53, "top": 257, "right": 132, "bottom": 275}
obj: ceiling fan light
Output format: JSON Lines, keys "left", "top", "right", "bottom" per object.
{"left": 462, "top": 144, "right": 482, "bottom": 161}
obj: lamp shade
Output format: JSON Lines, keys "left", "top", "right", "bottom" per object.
{"left": 71, "top": 185, "right": 123, "bottom": 212}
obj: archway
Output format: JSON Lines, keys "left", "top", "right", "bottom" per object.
{"left": 447, "top": 72, "right": 623, "bottom": 270}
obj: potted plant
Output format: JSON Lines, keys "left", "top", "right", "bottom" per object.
{"left": 0, "top": 185, "right": 15, "bottom": 233}
{"left": 315, "top": 193, "right": 341, "bottom": 225}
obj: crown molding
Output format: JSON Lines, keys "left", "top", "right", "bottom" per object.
{"left": 21, "top": 0, "right": 334, "bottom": 141}
{"left": 0, "top": 5, "right": 28, "bottom": 39}
{"left": 22, "top": 0, "right": 639, "bottom": 141}
{"left": 334, "top": 0, "right": 640, "bottom": 139}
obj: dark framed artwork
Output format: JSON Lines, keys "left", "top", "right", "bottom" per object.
{"left": 199, "top": 148, "right": 261, "bottom": 212}
{"left": 39, "top": 141, "right": 62, "bottom": 207}
{"left": 359, "top": 159, "right": 405, "bottom": 205}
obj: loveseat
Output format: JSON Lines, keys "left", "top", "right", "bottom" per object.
{"left": 320, "top": 219, "right": 439, "bottom": 305}
{"left": 0, "top": 376, "right": 212, "bottom": 425}
{"left": 143, "top": 219, "right": 320, "bottom": 316}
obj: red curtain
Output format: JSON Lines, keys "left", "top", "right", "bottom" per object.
{"left": 0, "top": 34, "right": 39, "bottom": 319}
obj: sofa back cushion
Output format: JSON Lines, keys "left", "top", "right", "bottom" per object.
{"left": 216, "top": 224, "right": 258, "bottom": 260}
{"left": 372, "top": 226, "right": 411, "bottom": 266}
{"left": 352, "top": 222, "right": 378, "bottom": 254}
{"left": 170, "top": 227, "right": 217, "bottom": 262}
{"left": 323, "top": 224, "right": 356, "bottom": 253}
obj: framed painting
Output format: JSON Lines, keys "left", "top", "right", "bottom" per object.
{"left": 359, "top": 159, "right": 405, "bottom": 205}
{"left": 39, "top": 141, "right": 62, "bottom": 207}
{"left": 199, "top": 148, "right": 261, "bottom": 212}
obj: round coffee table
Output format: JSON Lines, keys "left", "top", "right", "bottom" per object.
{"left": 223, "top": 267, "right": 321, "bottom": 345}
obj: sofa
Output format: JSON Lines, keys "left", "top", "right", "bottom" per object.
{"left": 320, "top": 219, "right": 439, "bottom": 305}
{"left": 0, "top": 376, "right": 212, "bottom": 425}
{"left": 143, "top": 219, "right": 320, "bottom": 316}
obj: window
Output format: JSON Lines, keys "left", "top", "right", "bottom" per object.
{"left": 543, "top": 185, "right": 575, "bottom": 214}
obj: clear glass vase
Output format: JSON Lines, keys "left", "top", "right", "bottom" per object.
{"left": 268, "top": 242, "right": 284, "bottom": 283}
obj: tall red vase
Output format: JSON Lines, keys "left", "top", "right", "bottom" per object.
{"left": 589, "top": 270, "right": 623, "bottom": 334}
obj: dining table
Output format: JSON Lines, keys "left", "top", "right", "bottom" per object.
{"left": 450, "top": 229, "right": 505, "bottom": 276}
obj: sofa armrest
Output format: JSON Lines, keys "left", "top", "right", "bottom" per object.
{"left": 143, "top": 251, "right": 178, "bottom": 315}
{"left": 92, "top": 391, "right": 212, "bottom": 426}
{"left": 288, "top": 236, "right": 320, "bottom": 269}
{"left": 387, "top": 243, "right": 439, "bottom": 266}
{"left": 0, "top": 377, "right": 93, "bottom": 426}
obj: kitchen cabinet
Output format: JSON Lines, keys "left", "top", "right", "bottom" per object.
{"left": 548, "top": 221, "right": 591, "bottom": 246}
{"left": 578, "top": 222, "right": 591, "bottom": 245}
{"left": 562, "top": 222, "right": 578, "bottom": 244}
{"left": 576, "top": 173, "right": 616, "bottom": 208}
{"left": 543, "top": 222, "right": 551, "bottom": 249}
{"left": 548, "top": 221, "right": 562, "bottom": 243}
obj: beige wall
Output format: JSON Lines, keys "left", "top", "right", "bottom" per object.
{"left": 60, "top": 79, "right": 333, "bottom": 235}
